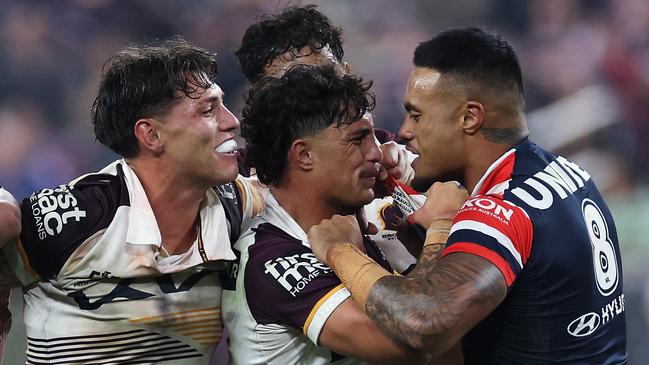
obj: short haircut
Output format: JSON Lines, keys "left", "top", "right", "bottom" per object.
{"left": 236, "top": 5, "right": 344, "bottom": 82}
{"left": 414, "top": 27, "right": 524, "bottom": 101}
{"left": 91, "top": 36, "right": 218, "bottom": 158}
{"left": 241, "top": 65, "right": 375, "bottom": 185}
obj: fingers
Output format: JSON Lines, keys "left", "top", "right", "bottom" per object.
{"left": 379, "top": 141, "right": 404, "bottom": 179}
{"left": 365, "top": 222, "right": 379, "bottom": 235}
{"left": 379, "top": 141, "right": 399, "bottom": 169}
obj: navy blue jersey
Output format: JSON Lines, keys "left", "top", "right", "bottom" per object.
{"left": 442, "top": 139, "right": 627, "bottom": 364}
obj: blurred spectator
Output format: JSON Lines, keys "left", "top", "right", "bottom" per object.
{"left": 0, "top": 1, "right": 647, "bottom": 363}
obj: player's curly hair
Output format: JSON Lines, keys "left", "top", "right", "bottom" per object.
{"left": 242, "top": 65, "right": 375, "bottom": 186}
{"left": 91, "top": 36, "right": 218, "bottom": 158}
{"left": 236, "top": 5, "right": 344, "bottom": 82}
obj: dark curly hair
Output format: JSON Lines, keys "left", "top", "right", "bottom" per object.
{"left": 91, "top": 36, "right": 218, "bottom": 158}
{"left": 236, "top": 5, "right": 344, "bottom": 82}
{"left": 242, "top": 65, "right": 375, "bottom": 186}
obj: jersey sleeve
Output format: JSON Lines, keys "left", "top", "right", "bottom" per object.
{"left": 244, "top": 227, "right": 350, "bottom": 345}
{"left": 4, "top": 176, "right": 126, "bottom": 285}
{"left": 441, "top": 195, "right": 533, "bottom": 287}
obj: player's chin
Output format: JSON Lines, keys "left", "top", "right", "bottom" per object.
{"left": 355, "top": 188, "right": 376, "bottom": 206}
{"left": 212, "top": 161, "right": 239, "bottom": 184}
{"left": 412, "top": 160, "right": 435, "bottom": 181}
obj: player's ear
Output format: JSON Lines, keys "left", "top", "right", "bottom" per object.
{"left": 134, "top": 118, "right": 164, "bottom": 154}
{"left": 462, "top": 100, "right": 485, "bottom": 135}
{"left": 289, "top": 138, "right": 314, "bottom": 172}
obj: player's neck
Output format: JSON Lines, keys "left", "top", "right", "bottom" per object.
{"left": 463, "top": 136, "right": 522, "bottom": 195}
{"left": 271, "top": 183, "right": 339, "bottom": 235}
{"left": 126, "top": 159, "right": 206, "bottom": 254}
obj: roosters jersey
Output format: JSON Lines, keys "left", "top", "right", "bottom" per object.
{"left": 441, "top": 139, "right": 627, "bottom": 364}
{"left": 2, "top": 160, "right": 260, "bottom": 364}
{"left": 222, "top": 193, "right": 391, "bottom": 365}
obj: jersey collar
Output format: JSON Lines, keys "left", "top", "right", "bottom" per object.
{"left": 470, "top": 141, "right": 523, "bottom": 197}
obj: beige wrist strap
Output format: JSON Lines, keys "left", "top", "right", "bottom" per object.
{"left": 327, "top": 243, "right": 392, "bottom": 308}
{"left": 424, "top": 218, "right": 453, "bottom": 247}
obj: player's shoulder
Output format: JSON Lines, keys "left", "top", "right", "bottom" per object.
{"left": 18, "top": 162, "right": 130, "bottom": 280}
{"left": 456, "top": 194, "right": 529, "bottom": 227}
{"left": 503, "top": 140, "right": 594, "bottom": 215}
{"left": 21, "top": 163, "right": 129, "bottom": 240}
{"left": 247, "top": 222, "right": 306, "bottom": 259}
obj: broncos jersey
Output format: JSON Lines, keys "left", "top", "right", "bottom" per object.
{"left": 441, "top": 139, "right": 627, "bottom": 364}
{"left": 2, "top": 160, "right": 261, "bottom": 364}
{"left": 222, "top": 193, "right": 392, "bottom": 365}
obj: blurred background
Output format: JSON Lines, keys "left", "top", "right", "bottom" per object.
{"left": 1, "top": 0, "right": 648, "bottom": 363}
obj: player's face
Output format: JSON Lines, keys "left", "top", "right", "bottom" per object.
{"left": 399, "top": 67, "right": 465, "bottom": 182}
{"left": 157, "top": 78, "right": 240, "bottom": 187}
{"left": 264, "top": 45, "right": 349, "bottom": 78}
{"left": 311, "top": 113, "right": 382, "bottom": 212}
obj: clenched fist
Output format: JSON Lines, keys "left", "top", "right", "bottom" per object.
{"left": 308, "top": 215, "right": 363, "bottom": 265}
{"left": 410, "top": 181, "right": 469, "bottom": 229}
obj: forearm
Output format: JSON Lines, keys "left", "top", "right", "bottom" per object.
{"left": 365, "top": 254, "right": 506, "bottom": 353}
{"left": 320, "top": 298, "right": 429, "bottom": 365}
{"left": 327, "top": 221, "right": 504, "bottom": 354}
{"left": 364, "top": 232, "right": 455, "bottom": 354}
{"left": 327, "top": 219, "right": 451, "bottom": 308}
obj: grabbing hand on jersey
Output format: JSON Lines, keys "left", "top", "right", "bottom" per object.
{"left": 378, "top": 141, "right": 415, "bottom": 184}
{"left": 309, "top": 214, "right": 364, "bottom": 263}
{"left": 410, "top": 181, "right": 468, "bottom": 230}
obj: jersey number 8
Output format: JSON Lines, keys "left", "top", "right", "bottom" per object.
{"left": 582, "top": 198, "right": 619, "bottom": 297}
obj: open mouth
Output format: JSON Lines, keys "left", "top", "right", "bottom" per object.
{"left": 214, "top": 139, "right": 238, "bottom": 154}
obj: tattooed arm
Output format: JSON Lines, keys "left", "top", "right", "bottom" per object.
{"left": 366, "top": 252, "right": 506, "bottom": 353}
{"left": 310, "top": 182, "right": 507, "bottom": 354}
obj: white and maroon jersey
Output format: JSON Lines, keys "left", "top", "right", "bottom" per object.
{"left": 441, "top": 139, "right": 627, "bottom": 364}
{"left": 363, "top": 196, "right": 416, "bottom": 274}
{"left": 222, "top": 193, "right": 391, "bottom": 365}
{"left": 2, "top": 160, "right": 260, "bottom": 364}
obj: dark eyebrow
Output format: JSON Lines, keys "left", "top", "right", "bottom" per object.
{"left": 404, "top": 102, "right": 420, "bottom": 113}
{"left": 203, "top": 94, "right": 221, "bottom": 104}
{"left": 347, "top": 125, "right": 373, "bottom": 139}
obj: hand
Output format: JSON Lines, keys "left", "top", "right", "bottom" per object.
{"left": 410, "top": 182, "right": 469, "bottom": 229}
{"left": 356, "top": 209, "right": 379, "bottom": 236}
{"left": 308, "top": 215, "right": 363, "bottom": 265}
{"left": 378, "top": 141, "right": 414, "bottom": 184}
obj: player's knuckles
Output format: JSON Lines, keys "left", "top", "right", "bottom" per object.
{"left": 388, "top": 166, "right": 403, "bottom": 179}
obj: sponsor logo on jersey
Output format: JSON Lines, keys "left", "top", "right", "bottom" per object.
{"left": 567, "top": 312, "right": 600, "bottom": 337}
{"left": 264, "top": 253, "right": 331, "bottom": 297}
{"left": 461, "top": 197, "right": 514, "bottom": 223}
{"left": 601, "top": 293, "right": 625, "bottom": 326}
{"left": 511, "top": 156, "right": 591, "bottom": 210}
{"left": 29, "top": 185, "right": 87, "bottom": 240}
{"left": 68, "top": 269, "right": 217, "bottom": 310}
{"left": 566, "top": 293, "right": 625, "bottom": 338}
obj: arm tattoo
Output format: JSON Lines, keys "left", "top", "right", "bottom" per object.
{"left": 366, "top": 253, "right": 506, "bottom": 352}
{"left": 406, "top": 242, "right": 445, "bottom": 280}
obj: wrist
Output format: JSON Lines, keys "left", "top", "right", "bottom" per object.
{"left": 324, "top": 242, "right": 353, "bottom": 266}
{"left": 326, "top": 242, "right": 392, "bottom": 308}
{"left": 424, "top": 218, "right": 453, "bottom": 247}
